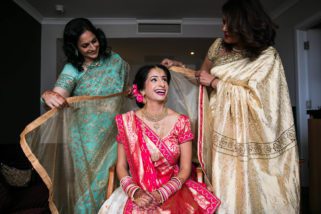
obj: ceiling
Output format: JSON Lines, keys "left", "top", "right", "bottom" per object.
{"left": 17, "top": 0, "right": 299, "bottom": 72}
{"left": 109, "top": 38, "right": 213, "bottom": 65}
{"left": 21, "top": 0, "right": 293, "bottom": 20}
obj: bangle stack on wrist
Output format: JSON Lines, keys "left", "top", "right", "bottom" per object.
{"left": 157, "top": 176, "right": 182, "bottom": 202}
{"left": 155, "top": 189, "right": 164, "bottom": 204}
{"left": 120, "top": 176, "right": 140, "bottom": 201}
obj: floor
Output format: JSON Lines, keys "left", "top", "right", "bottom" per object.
{"left": 0, "top": 144, "right": 314, "bottom": 213}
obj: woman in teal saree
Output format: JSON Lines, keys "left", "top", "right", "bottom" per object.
{"left": 21, "top": 18, "right": 129, "bottom": 213}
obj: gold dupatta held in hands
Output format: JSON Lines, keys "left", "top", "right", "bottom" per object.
{"left": 20, "top": 93, "right": 129, "bottom": 214}
{"left": 171, "top": 38, "right": 300, "bottom": 213}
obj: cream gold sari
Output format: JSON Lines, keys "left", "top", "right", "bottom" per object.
{"left": 197, "top": 38, "right": 300, "bottom": 213}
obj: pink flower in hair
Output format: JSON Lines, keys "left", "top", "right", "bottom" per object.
{"left": 132, "top": 84, "right": 144, "bottom": 103}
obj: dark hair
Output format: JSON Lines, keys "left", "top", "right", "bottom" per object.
{"left": 222, "top": 0, "right": 278, "bottom": 60}
{"left": 63, "top": 18, "right": 111, "bottom": 71}
{"left": 133, "top": 64, "right": 171, "bottom": 108}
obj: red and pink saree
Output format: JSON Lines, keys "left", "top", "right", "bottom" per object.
{"left": 99, "top": 111, "right": 220, "bottom": 213}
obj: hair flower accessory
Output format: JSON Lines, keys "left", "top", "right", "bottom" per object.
{"left": 132, "top": 84, "right": 144, "bottom": 103}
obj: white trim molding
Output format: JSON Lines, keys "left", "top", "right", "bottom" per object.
{"left": 182, "top": 18, "right": 221, "bottom": 25}
{"left": 13, "top": 0, "right": 299, "bottom": 26}
{"left": 41, "top": 18, "right": 222, "bottom": 26}
{"left": 41, "top": 17, "right": 137, "bottom": 25}
{"left": 13, "top": 0, "right": 43, "bottom": 23}
{"left": 41, "top": 18, "right": 138, "bottom": 25}
{"left": 270, "top": 0, "right": 299, "bottom": 19}
{"left": 295, "top": 11, "right": 321, "bottom": 30}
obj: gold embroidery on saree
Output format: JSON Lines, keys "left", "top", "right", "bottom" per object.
{"left": 212, "top": 125, "right": 296, "bottom": 158}
{"left": 208, "top": 38, "right": 246, "bottom": 67}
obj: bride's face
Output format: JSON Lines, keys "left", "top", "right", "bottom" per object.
{"left": 143, "top": 68, "right": 169, "bottom": 104}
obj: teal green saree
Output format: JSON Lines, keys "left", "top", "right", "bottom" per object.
{"left": 20, "top": 52, "right": 129, "bottom": 213}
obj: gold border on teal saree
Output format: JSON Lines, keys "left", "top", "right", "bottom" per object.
{"left": 20, "top": 93, "right": 129, "bottom": 214}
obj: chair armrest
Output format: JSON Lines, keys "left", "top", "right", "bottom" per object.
{"left": 196, "top": 166, "right": 203, "bottom": 183}
{"left": 106, "top": 165, "right": 116, "bottom": 199}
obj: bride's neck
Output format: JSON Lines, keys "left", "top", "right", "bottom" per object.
{"left": 143, "top": 102, "right": 165, "bottom": 114}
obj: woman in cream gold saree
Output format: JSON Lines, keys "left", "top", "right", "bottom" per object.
{"left": 161, "top": 0, "right": 300, "bottom": 213}
{"left": 99, "top": 64, "right": 220, "bottom": 213}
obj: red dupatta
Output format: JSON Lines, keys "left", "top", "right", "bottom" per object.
{"left": 115, "top": 111, "right": 176, "bottom": 192}
{"left": 115, "top": 111, "right": 220, "bottom": 214}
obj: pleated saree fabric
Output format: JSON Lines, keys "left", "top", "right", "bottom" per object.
{"left": 197, "top": 38, "right": 300, "bottom": 213}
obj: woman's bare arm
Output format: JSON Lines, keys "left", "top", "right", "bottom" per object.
{"left": 177, "top": 141, "right": 192, "bottom": 183}
{"left": 116, "top": 143, "right": 129, "bottom": 179}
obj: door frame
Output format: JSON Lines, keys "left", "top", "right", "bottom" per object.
{"left": 295, "top": 11, "right": 321, "bottom": 186}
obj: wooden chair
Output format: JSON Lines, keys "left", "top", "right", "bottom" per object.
{"left": 106, "top": 159, "right": 304, "bottom": 199}
{"left": 106, "top": 165, "right": 117, "bottom": 199}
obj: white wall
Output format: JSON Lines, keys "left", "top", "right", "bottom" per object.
{"left": 41, "top": 24, "right": 65, "bottom": 94}
{"left": 307, "top": 29, "right": 321, "bottom": 109}
{"left": 275, "top": 0, "right": 321, "bottom": 187}
{"left": 275, "top": 0, "right": 321, "bottom": 105}
{"left": 40, "top": 18, "right": 223, "bottom": 93}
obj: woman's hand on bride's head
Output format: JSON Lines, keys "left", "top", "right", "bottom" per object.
{"left": 161, "top": 58, "right": 185, "bottom": 68}
{"left": 161, "top": 58, "right": 174, "bottom": 68}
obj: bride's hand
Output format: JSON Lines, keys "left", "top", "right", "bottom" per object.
{"left": 133, "top": 189, "right": 153, "bottom": 208}
{"left": 150, "top": 190, "right": 163, "bottom": 205}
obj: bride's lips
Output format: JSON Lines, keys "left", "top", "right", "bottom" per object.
{"left": 155, "top": 89, "right": 166, "bottom": 96}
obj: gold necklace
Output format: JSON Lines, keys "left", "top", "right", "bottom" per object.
{"left": 141, "top": 107, "right": 168, "bottom": 130}
{"left": 82, "top": 63, "right": 91, "bottom": 71}
{"left": 84, "top": 62, "right": 91, "bottom": 66}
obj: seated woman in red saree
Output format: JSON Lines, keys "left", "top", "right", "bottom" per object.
{"left": 99, "top": 64, "right": 220, "bottom": 213}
